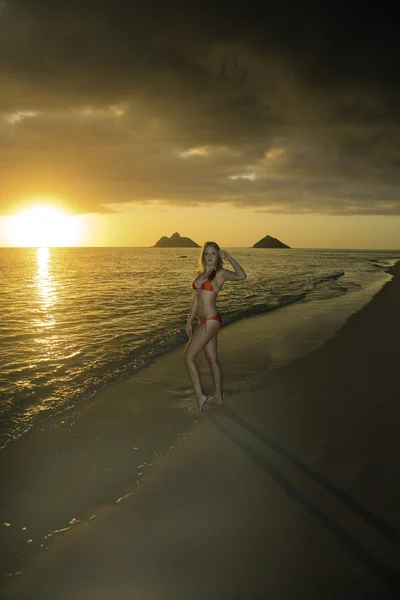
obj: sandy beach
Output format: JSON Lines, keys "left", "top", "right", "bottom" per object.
{"left": 1, "top": 262, "right": 400, "bottom": 599}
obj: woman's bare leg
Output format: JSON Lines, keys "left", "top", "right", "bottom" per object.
{"left": 184, "top": 320, "right": 222, "bottom": 410}
{"left": 203, "top": 334, "right": 223, "bottom": 404}
{"left": 184, "top": 356, "right": 207, "bottom": 409}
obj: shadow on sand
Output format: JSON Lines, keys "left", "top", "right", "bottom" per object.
{"left": 208, "top": 405, "right": 400, "bottom": 595}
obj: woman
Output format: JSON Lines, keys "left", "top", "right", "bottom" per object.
{"left": 184, "top": 241, "right": 247, "bottom": 410}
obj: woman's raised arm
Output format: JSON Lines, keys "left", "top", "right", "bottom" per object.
{"left": 219, "top": 250, "right": 246, "bottom": 281}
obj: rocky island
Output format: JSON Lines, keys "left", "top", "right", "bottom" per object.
{"left": 152, "top": 232, "right": 200, "bottom": 248}
{"left": 253, "top": 235, "right": 290, "bottom": 249}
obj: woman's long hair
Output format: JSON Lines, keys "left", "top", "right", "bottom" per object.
{"left": 198, "top": 241, "right": 223, "bottom": 282}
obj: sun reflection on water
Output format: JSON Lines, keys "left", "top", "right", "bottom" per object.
{"left": 35, "top": 247, "right": 57, "bottom": 327}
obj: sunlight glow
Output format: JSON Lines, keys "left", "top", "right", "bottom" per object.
{"left": 180, "top": 146, "right": 210, "bottom": 158}
{"left": 78, "top": 104, "right": 125, "bottom": 117}
{"left": 5, "top": 204, "right": 83, "bottom": 247}
{"left": 229, "top": 172, "right": 257, "bottom": 180}
{"left": 6, "top": 111, "right": 39, "bottom": 125}
{"left": 179, "top": 145, "right": 241, "bottom": 159}
{"left": 265, "top": 147, "right": 284, "bottom": 160}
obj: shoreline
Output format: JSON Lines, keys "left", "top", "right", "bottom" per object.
{"left": 1, "top": 256, "right": 394, "bottom": 452}
{"left": 1, "top": 262, "right": 400, "bottom": 598}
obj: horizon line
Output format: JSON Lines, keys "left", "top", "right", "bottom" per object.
{"left": 1, "top": 246, "right": 400, "bottom": 252}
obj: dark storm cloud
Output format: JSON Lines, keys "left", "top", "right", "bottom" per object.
{"left": 0, "top": 0, "right": 400, "bottom": 215}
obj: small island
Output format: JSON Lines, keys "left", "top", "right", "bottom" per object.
{"left": 253, "top": 235, "right": 290, "bottom": 249}
{"left": 153, "top": 232, "right": 200, "bottom": 248}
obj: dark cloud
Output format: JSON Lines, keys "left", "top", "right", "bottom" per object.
{"left": 0, "top": 0, "right": 400, "bottom": 216}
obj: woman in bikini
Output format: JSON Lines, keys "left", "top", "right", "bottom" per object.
{"left": 184, "top": 241, "right": 247, "bottom": 410}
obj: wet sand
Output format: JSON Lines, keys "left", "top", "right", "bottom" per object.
{"left": 1, "top": 263, "right": 400, "bottom": 599}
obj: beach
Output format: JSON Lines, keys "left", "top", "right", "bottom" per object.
{"left": 1, "top": 262, "right": 400, "bottom": 599}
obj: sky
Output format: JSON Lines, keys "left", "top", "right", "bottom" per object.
{"left": 0, "top": 0, "right": 400, "bottom": 249}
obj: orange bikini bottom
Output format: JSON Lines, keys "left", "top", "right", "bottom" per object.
{"left": 197, "top": 313, "right": 223, "bottom": 333}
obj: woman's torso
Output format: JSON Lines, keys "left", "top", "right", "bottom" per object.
{"left": 192, "top": 270, "right": 224, "bottom": 319}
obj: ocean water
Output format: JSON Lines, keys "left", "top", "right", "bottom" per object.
{"left": 1, "top": 246, "right": 399, "bottom": 449}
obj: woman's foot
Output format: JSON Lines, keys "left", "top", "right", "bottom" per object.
{"left": 196, "top": 393, "right": 209, "bottom": 411}
{"left": 206, "top": 395, "right": 223, "bottom": 405}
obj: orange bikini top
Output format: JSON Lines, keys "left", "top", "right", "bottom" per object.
{"left": 192, "top": 277, "right": 218, "bottom": 295}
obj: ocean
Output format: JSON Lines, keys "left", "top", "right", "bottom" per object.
{"left": 1, "top": 246, "right": 399, "bottom": 450}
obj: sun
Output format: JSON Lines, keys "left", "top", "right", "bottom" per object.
{"left": 5, "top": 204, "right": 83, "bottom": 247}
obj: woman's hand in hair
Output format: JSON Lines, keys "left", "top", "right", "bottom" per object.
{"left": 219, "top": 249, "right": 231, "bottom": 261}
